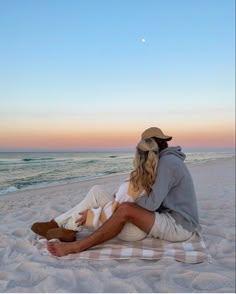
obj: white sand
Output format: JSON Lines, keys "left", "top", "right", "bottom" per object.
{"left": 0, "top": 157, "right": 235, "bottom": 292}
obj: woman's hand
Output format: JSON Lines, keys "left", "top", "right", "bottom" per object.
{"left": 76, "top": 210, "right": 88, "bottom": 226}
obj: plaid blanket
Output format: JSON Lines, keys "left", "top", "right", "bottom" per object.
{"left": 34, "top": 231, "right": 212, "bottom": 264}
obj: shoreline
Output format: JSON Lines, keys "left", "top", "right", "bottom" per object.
{"left": 1, "top": 156, "right": 234, "bottom": 198}
{"left": 0, "top": 171, "right": 129, "bottom": 198}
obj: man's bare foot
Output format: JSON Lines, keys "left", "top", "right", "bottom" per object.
{"left": 47, "top": 241, "right": 80, "bottom": 257}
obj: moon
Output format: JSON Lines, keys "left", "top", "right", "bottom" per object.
{"left": 141, "top": 38, "right": 146, "bottom": 43}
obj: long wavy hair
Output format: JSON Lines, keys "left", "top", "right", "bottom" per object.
{"left": 129, "top": 138, "right": 159, "bottom": 195}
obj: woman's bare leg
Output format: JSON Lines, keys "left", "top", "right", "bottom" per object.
{"left": 47, "top": 203, "right": 155, "bottom": 256}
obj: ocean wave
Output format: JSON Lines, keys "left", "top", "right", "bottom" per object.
{"left": 10, "top": 174, "right": 82, "bottom": 190}
{"left": 0, "top": 186, "right": 19, "bottom": 195}
{"left": 13, "top": 180, "right": 45, "bottom": 190}
{"left": 1, "top": 169, "right": 122, "bottom": 195}
{"left": 0, "top": 158, "right": 69, "bottom": 166}
{"left": 185, "top": 152, "right": 235, "bottom": 164}
{"left": 0, "top": 161, "right": 15, "bottom": 166}
{"left": 79, "top": 160, "right": 99, "bottom": 164}
{"left": 22, "top": 157, "right": 55, "bottom": 162}
{"left": 103, "top": 170, "right": 119, "bottom": 175}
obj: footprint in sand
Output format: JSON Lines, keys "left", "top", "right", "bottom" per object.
{"left": 191, "top": 272, "right": 234, "bottom": 291}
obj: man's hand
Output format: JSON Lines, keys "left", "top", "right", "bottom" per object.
{"left": 75, "top": 210, "right": 88, "bottom": 226}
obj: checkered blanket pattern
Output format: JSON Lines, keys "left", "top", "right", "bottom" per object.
{"left": 34, "top": 231, "right": 212, "bottom": 263}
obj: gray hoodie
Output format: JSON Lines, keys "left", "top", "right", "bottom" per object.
{"left": 135, "top": 146, "right": 200, "bottom": 232}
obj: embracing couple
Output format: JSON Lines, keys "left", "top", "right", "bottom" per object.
{"left": 31, "top": 127, "right": 200, "bottom": 257}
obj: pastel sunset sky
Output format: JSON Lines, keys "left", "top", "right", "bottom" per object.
{"left": 0, "top": 0, "right": 235, "bottom": 151}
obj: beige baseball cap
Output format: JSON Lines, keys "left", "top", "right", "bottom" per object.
{"left": 141, "top": 127, "right": 172, "bottom": 141}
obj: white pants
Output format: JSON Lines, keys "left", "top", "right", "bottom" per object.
{"left": 54, "top": 185, "right": 147, "bottom": 241}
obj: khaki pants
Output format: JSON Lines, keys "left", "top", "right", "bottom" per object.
{"left": 54, "top": 185, "right": 147, "bottom": 241}
{"left": 148, "top": 212, "right": 193, "bottom": 242}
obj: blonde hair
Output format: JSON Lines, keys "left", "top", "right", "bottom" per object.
{"left": 129, "top": 138, "right": 159, "bottom": 195}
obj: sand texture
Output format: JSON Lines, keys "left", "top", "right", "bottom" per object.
{"left": 0, "top": 157, "right": 235, "bottom": 292}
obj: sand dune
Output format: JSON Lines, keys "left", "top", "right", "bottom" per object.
{"left": 0, "top": 157, "right": 235, "bottom": 292}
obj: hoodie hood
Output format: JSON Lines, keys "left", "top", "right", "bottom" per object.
{"left": 160, "top": 146, "right": 186, "bottom": 161}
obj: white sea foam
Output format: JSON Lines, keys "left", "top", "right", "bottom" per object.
{"left": 0, "top": 185, "right": 18, "bottom": 195}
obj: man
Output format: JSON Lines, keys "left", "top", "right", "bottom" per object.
{"left": 47, "top": 127, "right": 200, "bottom": 256}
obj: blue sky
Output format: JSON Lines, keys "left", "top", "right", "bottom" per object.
{"left": 0, "top": 0, "right": 235, "bottom": 151}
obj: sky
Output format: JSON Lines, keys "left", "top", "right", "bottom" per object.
{"left": 0, "top": 0, "right": 235, "bottom": 151}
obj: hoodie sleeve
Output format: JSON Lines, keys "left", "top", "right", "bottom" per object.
{"left": 135, "top": 155, "right": 177, "bottom": 211}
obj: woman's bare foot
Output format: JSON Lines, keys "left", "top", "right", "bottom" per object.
{"left": 47, "top": 241, "right": 80, "bottom": 257}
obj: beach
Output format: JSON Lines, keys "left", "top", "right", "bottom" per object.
{"left": 0, "top": 157, "right": 235, "bottom": 292}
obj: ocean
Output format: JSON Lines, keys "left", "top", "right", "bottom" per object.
{"left": 0, "top": 150, "right": 234, "bottom": 195}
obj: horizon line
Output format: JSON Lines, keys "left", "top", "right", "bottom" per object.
{"left": 0, "top": 147, "right": 235, "bottom": 153}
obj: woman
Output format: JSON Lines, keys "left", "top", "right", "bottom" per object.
{"left": 31, "top": 137, "right": 159, "bottom": 243}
